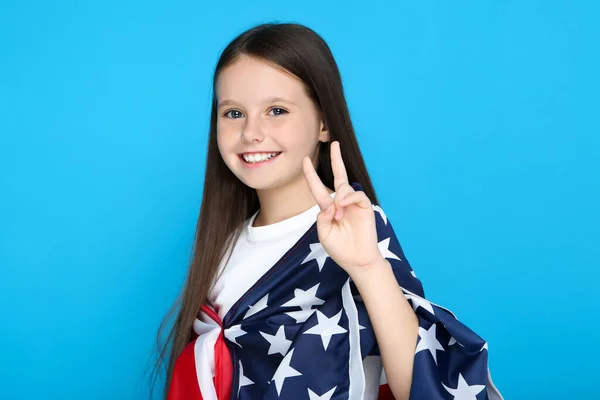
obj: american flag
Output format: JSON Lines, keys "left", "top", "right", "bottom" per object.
{"left": 168, "top": 185, "right": 503, "bottom": 400}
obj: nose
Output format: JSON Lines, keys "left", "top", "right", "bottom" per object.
{"left": 241, "top": 115, "right": 265, "bottom": 144}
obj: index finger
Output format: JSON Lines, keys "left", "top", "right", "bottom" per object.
{"left": 303, "top": 156, "right": 334, "bottom": 210}
{"left": 331, "top": 141, "right": 349, "bottom": 190}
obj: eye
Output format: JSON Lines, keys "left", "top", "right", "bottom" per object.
{"left": 223, "top": 109, "right": 244, "bottom": 119}
{"left": 268, "top": 107, "right": 288, "bottom": 116}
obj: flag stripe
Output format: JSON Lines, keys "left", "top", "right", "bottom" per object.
{"left": 342, "top": 278, "right": 366, "bottom": 400}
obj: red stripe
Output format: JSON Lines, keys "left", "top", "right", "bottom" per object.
{"left": 167, "top": 340, "right": 203, "bottom": 400}
{"left": 167, "top": 305, "right": 233, "bottom": 400}
{"left": 378, "top": 383, "right": 396, "bottom": 400}
{"left": 203, "top": 305, "right": 233, "bottom": 400}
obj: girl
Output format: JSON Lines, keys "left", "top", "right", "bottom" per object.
{"left": 153, "top": 23, "right": 502, "bottom": 400}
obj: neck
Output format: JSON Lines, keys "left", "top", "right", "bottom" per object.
{"left": 253, "top": 177, "right": 334, "bottom": 227}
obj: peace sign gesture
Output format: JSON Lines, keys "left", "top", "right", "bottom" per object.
{"left": 302, "top": 141, "right": 383, "bottom": 274}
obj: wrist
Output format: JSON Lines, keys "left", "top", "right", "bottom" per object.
{"left": 347, "top": 256, "right": 392, "bottom": 284}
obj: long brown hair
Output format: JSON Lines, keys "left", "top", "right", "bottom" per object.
{"left": 150, "top": 22, "right": 380, "bottom": 399}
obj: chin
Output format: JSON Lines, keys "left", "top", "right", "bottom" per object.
{"left": 239, "top": 177, "right": 283, "bottom": 191}
{"left": 238, "top": 172, "right": 302, "bottom": 192}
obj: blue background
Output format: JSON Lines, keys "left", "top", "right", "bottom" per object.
{"left": 1, "top": 1, "right": 598, "bottom": 399}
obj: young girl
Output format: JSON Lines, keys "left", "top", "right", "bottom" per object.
{"left": 153, "top": 23, "right": 503, "bottom": 400}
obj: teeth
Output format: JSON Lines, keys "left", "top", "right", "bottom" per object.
{"left": 242, "top": 152, "right": 279, "bottom": 163}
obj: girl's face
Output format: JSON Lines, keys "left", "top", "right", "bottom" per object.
{"left": 216, "top": 55, "right": 329, "bottom": 191}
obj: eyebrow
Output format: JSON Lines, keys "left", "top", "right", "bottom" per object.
{"left": 266, "top": 97, "right": 296, "bottom": 106}
{"left": 217, "top": 97, "right": 297, "bottom": 108}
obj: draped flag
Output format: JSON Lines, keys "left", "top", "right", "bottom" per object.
{"left": 168, "top": 184, "right": 503, "bottom": 400}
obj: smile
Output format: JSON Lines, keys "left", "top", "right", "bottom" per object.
{"left": 239, "top": 152, "right": 282, "bottom": 164}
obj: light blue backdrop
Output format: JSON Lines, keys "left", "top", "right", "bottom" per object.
{"left": 1, "top": 1, "right": 598, "bottom": 399}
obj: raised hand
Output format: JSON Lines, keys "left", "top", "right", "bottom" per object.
{"left": 302, "top": 141, "right": 383, "bottom": 273}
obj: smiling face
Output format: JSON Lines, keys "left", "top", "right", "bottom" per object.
{"left": 216, "top": 55, "right": 329, "bottom": 191}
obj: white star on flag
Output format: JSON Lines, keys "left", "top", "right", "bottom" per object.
{"left": 285, "top": 309, "right": 316, "bottom": 324}
{"left": 304, "top": 309, "right": 347, "bottom": 350}
{"left": 301, "top": 242, "right": 330, "bottom": 271}
{"left": 448, "top": 336, "right": 464, "bottom": 347}
{"left": 442, "top": 373, "right": 485, "bottom": 400}
{"left": 244, "top": 294, "right": 269, "bottom": 319}
{"left": 224, "top": 324, "right": 246, "bottom": 347}
{"left": 480, "top": 342, "right": 488, "bottom": 351}
{"left": 372, "top": 205, "right": 388, "bottom": 225}
{"left": 378, "top": 237, "right": 401, "bottom": 261}
{"left": 238, "top": 360, "right": 254, "bottom": 395}
{"left": 402, "top": 290, "right": 435, "bottom": 315}
{"left": 259, "top": 326, "right": 292, "bottom": 357}
{"left": 271, "top": 348, "right": 302, "bottom": 396}
{"left": 415, "top": 324, "right": 445, "bottom": 365}
{"left": 282, "top": 283, "right": 325, "bottom": 310}
{"left": 308, "top": 386, "right": 337, "bottom": 400}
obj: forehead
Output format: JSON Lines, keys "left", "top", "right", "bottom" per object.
{"left": 216, "top": 56, "right": 307, "bottom": 102}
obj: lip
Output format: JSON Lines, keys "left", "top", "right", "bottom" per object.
{"left": 238, "top": 152, "right": 282, "bottom": 169}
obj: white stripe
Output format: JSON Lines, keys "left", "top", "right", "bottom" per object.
{"left": 192, "top": 312, "right": 221, "bottom": 400}
{"left": 486, "top": 367, "right": 504, "bottom": 400}
{"left": 362, "top": 356, "right": 383, "bottom": 400}
{"left": 380, "top": 366, "right": 388, "bottom": 385}
{"left": 341, "top": 279, "right": 365, "bottom": 400}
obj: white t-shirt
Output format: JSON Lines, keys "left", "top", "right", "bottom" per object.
{"left": 207, "top": 200, "right": 383, "bottom": 400}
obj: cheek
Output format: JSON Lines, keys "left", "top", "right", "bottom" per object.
{"left": 277, "top": 119, "right": 320, "bottom": 150}
{"left": 216, "top": 123, "right": 237, "bottom": 148}
{"left": 216, "top": 129, "right": 237, "bottom": 166}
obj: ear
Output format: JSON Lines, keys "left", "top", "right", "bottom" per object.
{"left": 318, "top": 120, "right": 330, "bottom": 142}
